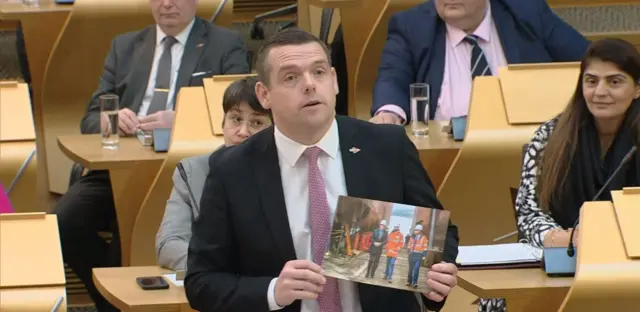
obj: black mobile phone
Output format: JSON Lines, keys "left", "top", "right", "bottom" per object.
{"left": 135, "top": 276, "right": 169, "bottom": 290}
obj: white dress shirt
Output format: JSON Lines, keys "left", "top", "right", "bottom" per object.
{"left": 266, "top": 119, "right": 363, "bottom": 312}
{"left": 137, "top": 19, "right": 195, "bottom": 117}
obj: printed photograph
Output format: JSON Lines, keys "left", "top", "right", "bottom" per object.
{"left": 322, "top": 196, "right": 450, "bottom": 292}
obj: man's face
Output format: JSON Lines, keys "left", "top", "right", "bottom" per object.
{"left": 150, "top": 0, "right": 198, "bottom": 34}
{"left": 222, "top": 102, "right": 271, "bottom": 146}
{"left": 434, "top": 0, "right": 486, "bottom": 30}
{"left": 256, "top": 42, "right": 338, "bottom": 134}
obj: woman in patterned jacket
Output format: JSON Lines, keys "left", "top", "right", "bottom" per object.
{"left": 481, "top": 38, "right": 640, "bottom": 311}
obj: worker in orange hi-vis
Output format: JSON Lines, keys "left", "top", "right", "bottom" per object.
{"left": 383, "top": 224, "right": 404, "bottom": 283}
{"left": 406, "top": 224, "right": 429, "bottom": 288}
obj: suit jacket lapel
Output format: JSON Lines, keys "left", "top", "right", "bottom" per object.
{"left": 337, "top": 116, "right": 369, "bottom": 198}
{"left": 127, "top": 27, "right": 156, "bottom": 114}
{"left": 252, "top": 129, "right": 297, "bottom": 261}
{"left": 173, "top": 17, "right": 207, "bottom": 105}
{"left": 491, "top": 0, "right": 521, "bottom": 64}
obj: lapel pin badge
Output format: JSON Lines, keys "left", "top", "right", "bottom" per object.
{"left": 196, "top": 43, "right": 204, "bottom": 48}
{"left": 349, "top": 147, "right": 360, "bottom": 154}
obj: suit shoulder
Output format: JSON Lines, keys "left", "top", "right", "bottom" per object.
{"left": 113, "top": 27, "right": 149, "bottom": 45}
{"left": 391, "top": 1, "right": 435, "bottom": 24}
{"left": 342, "top": 117, "right": 406, "bottom": 144}
{"left": 207, "top": 141, "right": 253, "bottom": 173}
{"left": 182, "top": 153, "right": 213, "bottom": 172}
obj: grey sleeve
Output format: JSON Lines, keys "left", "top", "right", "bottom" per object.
{"left": 156, "top": 165, "right": 194, "bottom": 270}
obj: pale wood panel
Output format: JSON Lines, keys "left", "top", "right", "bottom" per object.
{"left": 0, "top": 82, "right": 39, "bottom": 213}
{"left": 94, "top": 266, "right": 193, "bottom": 312}
{"left": 458, "top": 269, "right": 571, "bottom": 312}
{"left": 130, "top": 87, "right": 224, "bottom": 266}
{"left": 612, "top": 189, "right": 640, "bottom": 259}
{"left": 560, "top": 200, "right": 640, "bottom": 311}
{"left": 498, "top": 63, "right": 579, "bottom": 125}
{"left": 437, "top": 76, "right": 539, "bottom": 245}
{"left": 0, "top": 82, "right": 34, "bottom": 141}
{"left": 203, "top": 74, "right": 256, "bottom": 135}
{"left": 40, "top": 0, "right": 228, "bottom": 195}
{"left": 0, "top": 213, "right": 66, "bottom": 288}
{"left": 0, "top": 286, "right": 67, "bottom": 312}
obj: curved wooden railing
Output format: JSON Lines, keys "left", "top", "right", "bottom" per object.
{"left": 129, "top": 74, "right": 251, "bottom": 265}
{"left": 0, "top": 82, "right": 38, "bottom": 213}
{"left": 351, "top": 0, "right": 422, "bottom": 120}
{"left": 40, "top": 0, "right": 230, "bottom": 195}
{"left": 436, "top": 63, "right": 579, "bottom": 245}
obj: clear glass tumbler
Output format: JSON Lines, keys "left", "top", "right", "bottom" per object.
{"left": 410, "top": 83, "right": 430, "bottom": 136}
{"left": 99, "top": 94, "right": 120, "bottom": 150}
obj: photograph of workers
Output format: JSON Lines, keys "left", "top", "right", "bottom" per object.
{"left": 322, "top": 196, "right": 450, "bottom": 292}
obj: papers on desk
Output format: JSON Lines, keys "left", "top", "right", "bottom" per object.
{"left": 456, "top": 243, "right": 543, "bottom": 269}
{"left": 162, "top": 273, "right": 183, "bottom": 287}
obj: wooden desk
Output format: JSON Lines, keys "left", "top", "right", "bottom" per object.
{"left": 407, "top": 121, "right": 462, "bottom": 191}
{"left": 58, "top": 135, "right": 166, "bottom": 266}
{"left": 1, "top": 0, "right": 72, "bottom": 208}
{"left": 94, "top": 266, "right": 193, "bottom": 312}
{"left": 0, "top": 286, "right": 67, "bottom": 312}
{"left": 0, "top": 213, "right": 67, "bottom": 311}
{"left": 458, "top": 269, "right": 572, "bottom": 311}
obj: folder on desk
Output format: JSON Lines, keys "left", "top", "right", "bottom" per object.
{"left": 456, "top": 243, "right": 542, "bottom": 269}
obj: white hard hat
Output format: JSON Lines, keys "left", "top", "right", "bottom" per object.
{"left": 415, "top": 225, "right": 423, "bottom": 231}
{"left": 380, "top": 220, "right": 387, "bottom": 226}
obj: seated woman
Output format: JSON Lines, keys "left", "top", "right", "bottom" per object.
{"left": 480, "top": 38, "right": 640, "bottom": 312}
{"left": 155, "top": 77, "right": 272, "bottom": 270}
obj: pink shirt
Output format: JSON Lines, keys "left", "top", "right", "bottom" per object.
{"left": 377, "top": 2, "right": 508, "bottom": 122}
{"left": 0, "top": 184, "right": 13, "bottom": 214}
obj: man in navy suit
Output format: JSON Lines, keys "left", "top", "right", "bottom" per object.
{"left": 370, "top": 0, "right": 589, "bottom": 124}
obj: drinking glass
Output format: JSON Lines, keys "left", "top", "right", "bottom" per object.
{"left": 22, "top": 0, "right": 39, "bottom": 7}
{"left": 410, "top": 83, "right": 430, "bottom": 136}
{"left": 100, "top": 94, "right": 120, "bottom": 150}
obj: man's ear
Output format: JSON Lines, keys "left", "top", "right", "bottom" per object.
{"left": 255, "top": 81, "right": 271, "bottom": 110}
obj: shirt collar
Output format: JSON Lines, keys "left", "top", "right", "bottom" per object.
{"left": 274, "top": 119, "right": 340, "bottom": 168}
{"left": 156, "top": 18, "right": 195, "bottom": 46}
{"left": 445, "top": 0, "right": 493, "bottom": 47}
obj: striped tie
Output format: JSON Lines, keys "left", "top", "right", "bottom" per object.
{"left": 464, "top": 35, "right": 492, "bottom": 78}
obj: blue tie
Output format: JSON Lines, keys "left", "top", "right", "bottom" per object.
{"left": 464, "top": 35, "right": 492, "bottom": 78}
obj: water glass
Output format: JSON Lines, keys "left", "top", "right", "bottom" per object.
{"left": 410, "top": 83, "right": 430, "bottom": 136}
{"left": 100, "top": 94, "right": 120, "bottom": 150}
{"left": 22, "top": 0, "right": 39, "bottom": 7}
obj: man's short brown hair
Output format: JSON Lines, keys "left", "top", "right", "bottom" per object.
{"left": 255, "top": 28, "right": 331, "bottom": 86}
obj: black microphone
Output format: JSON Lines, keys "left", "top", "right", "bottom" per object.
{"left": 177, "top": 162, "right": 199, "bottom": 223}
{"left": 566, "top": 146, "right": 637, "bottom": 257}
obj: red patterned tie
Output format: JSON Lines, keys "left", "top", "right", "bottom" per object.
{"left": 305, "top": 146, "right": 342, "bottom": 312}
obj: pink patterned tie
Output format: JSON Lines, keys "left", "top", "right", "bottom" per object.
{"left": 305, "top": 146, "right": 342, "bottom": 312}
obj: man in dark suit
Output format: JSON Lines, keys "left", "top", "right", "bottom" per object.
{"left": 185, "top": 28, "right": 459, "bottom": 312}
{"left": 53, "top": 0, "right": 250, "bottom": 311}
{"left": 370, "top": 0, "right": 589, "bottom": 124}
{"left": 365, "top": 220, "right": 388, "bottom": 278}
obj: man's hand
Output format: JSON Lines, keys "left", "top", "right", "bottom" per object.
{"left": 274, "top": 260, "right": 326, "bottom": 307}
{"left": 423, "top": 262, "right": 457, "bottom": 302}
{"left": 117, "top": 108, "right": 139, "bottom": 135}
{"left": 139, "top": 110, "right": 174, "bottom": 131}
{"left": 369, "top": 111, "right": 403, "bottom": 125}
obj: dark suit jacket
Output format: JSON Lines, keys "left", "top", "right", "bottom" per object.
{"left": 185, "top": 115, "right": 460, "bottom": 312}
{"left": 80, "top": 17, "right": 250, "bottom": 134}
{"left": 371, "top": 0, "right": 589, "bottom": 120}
